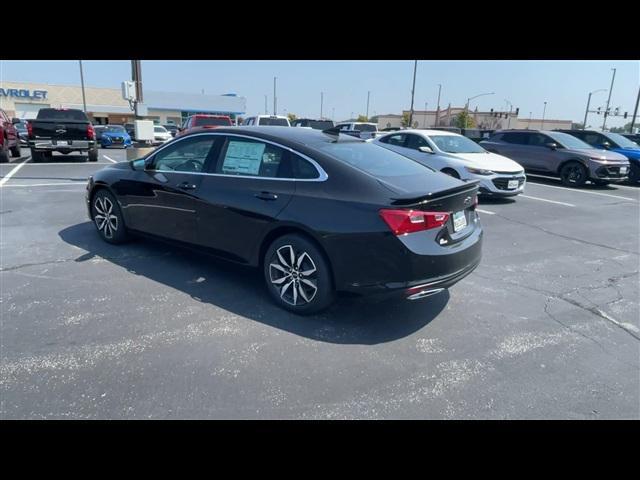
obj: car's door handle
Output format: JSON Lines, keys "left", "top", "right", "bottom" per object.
{"left": 177, "top": 181, "right": 197, "bottom": 190}
{"left": 254, "top": 191, "right": 278, "bottom": 201}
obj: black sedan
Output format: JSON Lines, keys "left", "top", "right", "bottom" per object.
{"left": 85, "top": 127, "right": 483, "bottom": 314}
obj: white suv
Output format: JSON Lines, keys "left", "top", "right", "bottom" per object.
{"left": 242, "top": 115, "right": 290, "bottom": 127}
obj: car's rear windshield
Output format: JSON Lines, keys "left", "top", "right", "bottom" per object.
{"left": 258, "top": 117, "right": 289, "bottom": 126}
{"left": 354, "top": 124, "right": 377, "bottom": 132}
{"left": 36, "top": 109, "right": 88, "bottom": 121}
{"left": 194, "top": 117, "right": 231, "bottom": 126}
{"left": 317, "top": 142, "right": 433, "bottom": 177}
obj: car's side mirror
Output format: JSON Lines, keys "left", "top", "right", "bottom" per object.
{"left": 419, "top": 146, "right": 434, "bottom": 154}
{"left": 144, "top": 156, "right": 155, "bottom": 171}
{"left": 545, "top": 142, "right": 559, "bottom": 150}
{"left": 11, "top": 117, "right": 20, "bottom": 124}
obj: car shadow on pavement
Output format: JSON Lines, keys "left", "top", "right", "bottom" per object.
{"left": 59, "top": 222, "right": 449, "bottom": 345}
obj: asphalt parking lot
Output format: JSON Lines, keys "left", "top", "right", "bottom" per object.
{"left": 1, "top": 147, "right": 639, "bottom": 419}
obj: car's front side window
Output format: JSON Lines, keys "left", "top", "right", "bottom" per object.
{"left": 152, "top": 136, "right": 218, "bottom": 173}
{"left": 406, "top": 134, "right": 430, "bottom": 150}
{"left": 383, "top": 134, "right": 406, "bottom": 146}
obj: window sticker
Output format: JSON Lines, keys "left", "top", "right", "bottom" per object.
{"left": 222, "top": 141, "right": 266, "bottom": 175}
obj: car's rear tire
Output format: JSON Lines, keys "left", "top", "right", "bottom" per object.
{"left": 559, "top": 161, "right": 588, "bottom": 187}
{"left": 91, "top": 189, "right": 129, "bottom": 244}
{"left": 10, "top": 145, "right": 21, "bottom": 157}
{"left": 0, "top": 145, "right": 9, "bottom": 163}
{"left": 88, "top": 148, "right": 99, "bottom": 162}
{"left": 30, "top": 149, "right": 44, "bottom": 162}
{"left": 441, "top": 168, "right": 460, "bottom": 179}
{"left": 263, "top": 233, "right": 335, "bottom": 315}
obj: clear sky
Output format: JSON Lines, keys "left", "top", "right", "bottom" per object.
{"left": 1, "top": 60, "right": 638, "bottom": 127}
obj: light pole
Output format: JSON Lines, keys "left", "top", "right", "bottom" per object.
{"left": 273, "top": 77, "right": 277, "bottom": 115}
{"left": 408, "top": 60, "right": 418, "bottom": 128}
{"left": 541, "top": 101, "right": 547, "bottom": 129}
{"left": 332, "top": 107, "right": 335, "bottom": 121}
{"left": 366, "top": 91, "right": 370, "bottom": 120}
{"left": 528, "top": 112, "right": 532, "bottom": 129}
{"left": 583, "top": 89, "right": 606, "bottom": 129}
{"left": 630, "top": 86, "right": 640, "bottom": 133}
{"left": 320, "top": 92, "right": 324, "bottom": 119}
{"left": 602, "top": 68, "right": 617, "bottom": 130}
{"left": 466, "top": 92, "right": 494, "bottom": 113}
{"left": 78, "top": 60, "right": 87, "bottom": 113}
{"left": 264, "top": 95, "right": 268, "bottom": 114}
{"left": 505, "top": 99, "right": 513, "bottom": 128}
{"left": 424, "top": 102, "right": 428, "bottom": 127}
{"left": 435, "top": 84, "right": 442, "bottom": 126}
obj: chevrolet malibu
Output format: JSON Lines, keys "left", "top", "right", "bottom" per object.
{"left": 374, "top": 129, "right": 526, "bottom": 197}
{"left": 85, "top": 127, "right": 483, "bottom": 314}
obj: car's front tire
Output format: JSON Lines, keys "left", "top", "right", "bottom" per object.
{"left": 10, "top": 145, "right": 21, "bottom": 157}
{"left": 627, "top": 162, "right": 639, "bottom": 184}
{"left": 263, "top": 233, "right": 335, "bottom": 315}
{"left": 560, "top": 161, "right": 588, "bottom": 187}
{"left": 88, "top": 148, "right": 99, "bottom": 162}
{"left": 91, "top": 189, "right": 129, "bottom": 244}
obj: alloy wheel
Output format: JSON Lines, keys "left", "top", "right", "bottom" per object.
{"left": 94, "top": 196, "right": 118, "bottom": 239}
{"left": 269, "top": 245, "right": 318, "bottom": 306}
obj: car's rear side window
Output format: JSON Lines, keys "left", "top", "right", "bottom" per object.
{"left": 194, "top": 117, "right": 231, "bottom": 127}
{"left": 501, "top": 132, "right": 530, "bottom": 145}
{"left": 291, "top": 153, "right": 320, "bottom": 179}
{"left": 317, "top": 142, "right": 433, "bottom": 177}
{"left": 258, "top": 117, "right": 289, "bottom": 126}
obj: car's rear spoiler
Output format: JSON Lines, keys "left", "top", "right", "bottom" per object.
{"left": 388, "top": 180, "right": 480, "bottom": 207}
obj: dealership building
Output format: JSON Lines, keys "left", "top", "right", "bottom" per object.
{"left": 376, "top": 107, "right": 572, "bottom": 131}
{"left": 0, "top": 80, "right": 247, "bottom": 125}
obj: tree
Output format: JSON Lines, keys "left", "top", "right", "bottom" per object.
{"left": 455, "top": 111, "right": 476, "bottom": 128}
{"left": 287, "top": 113, "right": 297, "bottom": 123}
{"left": 401, "top": 112, "right": 411, "bottom": 127}
{"left": 356, "top": 114, "right": 368, "bottom": 122}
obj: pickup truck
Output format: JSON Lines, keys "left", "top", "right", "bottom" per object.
{"left": 28, "top": 108, "right": 98, "bottom": 162}
{"left": 0, "top": 108, "right": 21, "bottom": 163}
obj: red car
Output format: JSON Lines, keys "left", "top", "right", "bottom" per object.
{"left": 177, "top": 114, "right": 233, "bottom": 136}
{"left": 0, "top": 108, "right": 21, "bottom": 163}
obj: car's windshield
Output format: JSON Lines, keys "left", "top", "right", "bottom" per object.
{"left": 36, "top": 108, "right": 88, "bottom": 121}
{"left": 103, "top": 125, "right": 126, "bottom": 133}
{"left": 307, "top": 120, "right": 334, "bottom": 130}
{"left": 15, "top": 122, "right": 27, "bottom": 131}
{"left": 547, "top": 132, "right": 593, "bottom": 149}
{"left": 258, "top": 117, "right": 289, "bottom": 126}
{"left": 604, "top": 132, "right": 640, "bottom": 149}
{"left": 317, "top": 141, "right": 434, "bottom": 178}
{"left": 429, "top": 135, "right": 486, "bottom": 153}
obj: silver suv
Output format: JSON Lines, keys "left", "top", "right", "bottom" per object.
{"left": 480, "top": 130, "right": 629, "bottom": 187}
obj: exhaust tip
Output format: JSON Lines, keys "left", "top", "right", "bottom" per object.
{"left": 407, "top": 288, "right": 445, "bottom": 301}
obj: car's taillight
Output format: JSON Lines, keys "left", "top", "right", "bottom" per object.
{"left": 27, "top": 122, "right": 33, "bottom": 138}
{"left": 379, "top": 209, "right": 450, "bottom": 235}
{"left": 87, "top": 124, "right": 95, "bottom": 140}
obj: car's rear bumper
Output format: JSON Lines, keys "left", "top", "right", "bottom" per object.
{"left": 29, "top": 140, "right": 96, "bottom": 151}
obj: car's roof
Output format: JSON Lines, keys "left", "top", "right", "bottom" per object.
{"left": 190, "top": 114, "right": 230, "bottom": 118}
{"left": 379, "top": 129, "right": 460, "bottom": 137}
{"left": 181, "top": 125, "right": 365, "bottom": 147}
{"left": 493, "top": 129, "right": 563, "bottom": 135}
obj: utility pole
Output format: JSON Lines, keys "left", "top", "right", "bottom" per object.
{"left": 320, "top": 92, "right": 324, "bottom": 119}
{"left": 264, "top": 95, "right": 268, "bottom": 114}
{"left": 273, "top": 77, "right": 277, "bottom": 115}
{"left": 366, "top": 91, "right": 370, "bottom": 120}
{"left": 408, "top": 61, "right": 418, "bottom": 128}
{"left": 332, "top": 107, "right": 335, "bottom": 121}
{"left": 78, "top": 60, "right": 87, "bottom": 113}
{"left": 541, "top": 101, "right": 547, "bottom": 129}
{"left": 424, "top": 102, "right": 428, "bottom": 127}
{"left": 602, "top": 68, "right": 616, "bottom": 130}
{"left": 631, "top": 86, "right": 640, "bottom": 133}
{"left": 435, "top": 84, "right": 442, "bottom": 127}
{"left": 131, "top": 60, "right": 143, "bottom": 119}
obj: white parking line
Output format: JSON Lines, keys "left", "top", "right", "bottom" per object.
{"left": 527, "top": 181, "right": 637, "bottom": 201}
{"left": 0, "top": 157, "right": 31, "bottom": 187}
{"left": 103, "top": 154, "right": 118, "bottom": 163}
{"left": 520, "top": 195, "right": 575, "bottom": 207}
{"left": 476, "top": 209, "right": 496, "bottom": 215}
{"left": 0, "top": 182, "right": 86, "bottom": 188}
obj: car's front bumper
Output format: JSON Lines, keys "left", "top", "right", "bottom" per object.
{"left": 590, "top": 162, "right": 630, "bottom": 181}
{"left": 472, "top": 172, "right": 526, "bottom": 196}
